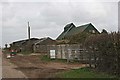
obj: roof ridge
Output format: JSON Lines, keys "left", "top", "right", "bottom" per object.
{"left": 77, "top": 23, "right": 91, "bottom": 27}
{"left": 65, "top": 23, "right": 75, "bottom": 27}
{"left": 34, "top": 37, "right": 50, "bottom": 45}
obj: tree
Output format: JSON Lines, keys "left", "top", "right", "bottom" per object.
{"left": 5, "top": 44, "right": 8, "bottom": 49}
{"left": 84, "top": 32, "right": 120, "bottom": 76}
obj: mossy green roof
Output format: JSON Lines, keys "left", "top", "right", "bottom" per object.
{"left": 57, "top": 23, "right": 99, "bottom": 40}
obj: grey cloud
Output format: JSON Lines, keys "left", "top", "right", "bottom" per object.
{"left": 2, "top": 1, "right": 118, "bottom": 47}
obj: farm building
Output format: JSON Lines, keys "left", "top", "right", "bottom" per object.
{"left": 47, "top": 44, "right": 87, "bottom": 60}
{"left": 10, "top": 38, "right": 39, "bottom": 52}
{"left": 33, "top": 37, "right": 88, "bottom": 60}
{"left": 33, "top": 37, "right": 57, "bottom": 54}
{"left": 34, "top": 43, "right": 89, "bottom": 61}
{"left": 57, "top": 23, "right": 100, "bottom": 40}
{"left": 33, "top": 23, "right": 100, "bottom": 60}
{"left": 9, "top": 22, "right": 100, "bottom": 61}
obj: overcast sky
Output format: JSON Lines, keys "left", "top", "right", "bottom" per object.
{"left": 0, "top": 0, "right": 119, "bottom": 47}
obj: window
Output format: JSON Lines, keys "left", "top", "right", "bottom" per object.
{"left": 92, "top": 30, "right": 95, "bottom": 33}
{"left": 89, "top": 30, "right": 95, "bottom": 33}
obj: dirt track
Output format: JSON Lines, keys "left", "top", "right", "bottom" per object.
{"left": 4, "top": 54, "right": 86, "bottom": 78}
{"left": 2, "top": 53, "right": 27, "bottom": 78}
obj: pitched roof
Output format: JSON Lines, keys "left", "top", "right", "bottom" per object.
{"left": 34, "top": 37, "right": 56, "bottom": 45}
{"left": 57, "top": 23, "right": 92, "bottom": 40}
{"left": 34, "top": 37, "right": 49, "bottom": 45}
{"left": 12, "top": 38, "right": 39, "bottom": 45}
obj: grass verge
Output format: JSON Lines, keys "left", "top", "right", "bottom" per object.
{"left": 55, "top": 67, "right": 117, "bottom": 78}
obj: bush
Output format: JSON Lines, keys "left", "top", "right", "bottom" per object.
{"left": 84, "top": 32, "right": 120, "bottom": 77}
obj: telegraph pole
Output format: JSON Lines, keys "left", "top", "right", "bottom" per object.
{"left": 27, "top": 22, "right": 31, "bottom": 52}
{"left": 28, "top": 22, "right": 30, "bottom": 40}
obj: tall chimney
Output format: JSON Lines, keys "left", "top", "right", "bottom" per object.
{"left": 28, "top": 22, "right": 30, "bottom": 40}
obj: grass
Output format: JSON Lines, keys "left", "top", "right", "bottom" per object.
{"left": 40, "top": 55, "right": 51, "bottom": 61}
{"left": 40, "top": 55, "right": 88, "bottom": 64}
{"left": 18, "top": 51, "right": 32, "bottom": 55}
{"left": 55, "top": 67, "right": 117, "bottom": 78}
